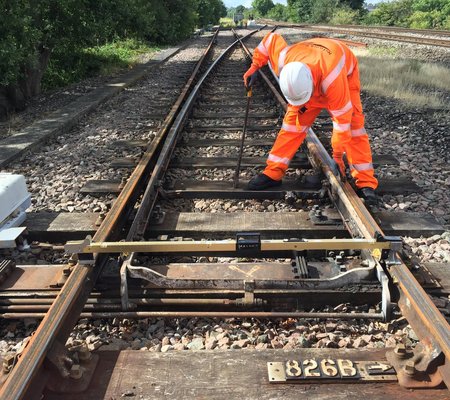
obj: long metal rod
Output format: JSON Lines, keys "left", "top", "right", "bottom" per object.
{"left": 0, "top": 298, "right": 239, "bottom": 312}
{"left": 0, "top": 30, "right": 222, "bottom": 400}
{"left": 0, "top": 311, "right": 384, "bottom": 320}
{"left": 0, "top": 298, "right": 237, "bottom": 305}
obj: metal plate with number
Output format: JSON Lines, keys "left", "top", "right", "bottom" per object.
{"left": 268, "top": 359, "right": 397, "bottom": 383}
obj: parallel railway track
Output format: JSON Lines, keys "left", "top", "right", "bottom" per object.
{"left": 0, "top": 27, "right": 448, "bottom": 399}
{"left": 259, "top": 20, "right": 450, "bottom": 48}
{"left": 310, "top": 23, "right": 450, "bottom": 37}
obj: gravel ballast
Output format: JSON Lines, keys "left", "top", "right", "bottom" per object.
{"left": 0, "top": 28, "right": 448, "bottom": 362}
{"left": 0, "top": 33, "right": 234, "bottom": 213}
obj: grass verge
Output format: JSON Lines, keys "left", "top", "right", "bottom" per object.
{"left": 43, "top": 38, "right": 160, "bottom": 90}
{"left": 353, "top": 47, "right": 450, "bottom": 109}
{"left": 220, "top": 17, "right": 236, "bottom": 28}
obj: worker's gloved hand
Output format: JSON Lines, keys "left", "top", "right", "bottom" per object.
{"left": 333, "top": 152, "right": 346, "bottom": 181}
{"left": 243, "top": 64, "right": 259, "bottom": 88}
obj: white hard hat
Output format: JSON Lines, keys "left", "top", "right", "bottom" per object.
{"left": 279, "top": 62, "right": 313, "bottom": 106}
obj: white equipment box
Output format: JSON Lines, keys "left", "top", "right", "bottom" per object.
{"left": 0, "top": 173, "right": 31, "bottom": 248}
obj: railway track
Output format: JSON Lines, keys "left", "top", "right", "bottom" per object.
{"left": 259, "top": 19, "right": 450, "bottom": 48}
{"left": 0, "top": 27, "right": 449, "bottom": 399}
{"left": 311, "top": 23, "right": 450, "bottom": 37}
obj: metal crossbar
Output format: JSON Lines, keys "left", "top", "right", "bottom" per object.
{"left": 65, "top": 236, "right": 393, "bottom": 254}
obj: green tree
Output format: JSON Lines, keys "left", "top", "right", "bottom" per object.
{"left": 286, "top": 0, "right": 314, "bottom": 22}
{"left": 311, "top": 0, "right": 338, "bottom": 22}
{"left": 364, "top": 0, "right": 414, "bottom": 26}
{"left": 365, "top": 0, "right": 449, "bottom": 28}
{"left": 212, "top": 0, "right": 228, "bottom": 22}
{"left": 330, "top": 7, "right": 360, "bottom": 23}
{"left": 338, "top": 0, "right": 364, "bottom": 10}
{"left": 252, "top": 0, "right": 275, "bottom": 16}
{"left": 195, "top": 0, "right": 227, "bottom": 27}
{"left": 410, "top": 0, "right": 450, "bottom": 27}
{"left": 266, "top": 4, "right": 288, "bottom": 20}
{"left": 0, "top": 1, "right": 38, "bottom": 87}
{"left": 0, "top": 0, "right": 199, "bottom": 118}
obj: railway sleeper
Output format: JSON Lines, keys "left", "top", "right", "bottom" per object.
{"left": 1, "top": 28, "right": 448, "bottom": 398}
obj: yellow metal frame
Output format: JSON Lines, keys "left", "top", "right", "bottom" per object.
{"left": 65, "top": 237, "right": 392, "bottom": 254}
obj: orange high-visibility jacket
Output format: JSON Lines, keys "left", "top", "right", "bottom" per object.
{"left": 251, "top": 32, "right": 359, "bottom": 154}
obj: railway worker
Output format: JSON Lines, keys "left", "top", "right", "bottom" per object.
{"left": 243, "top": 32, "right": 378, "bottom": 204}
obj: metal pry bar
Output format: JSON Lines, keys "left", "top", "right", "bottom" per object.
{"left": 233, "top": 85, "right": 252, "bottom": 188}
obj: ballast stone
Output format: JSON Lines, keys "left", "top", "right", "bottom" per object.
{"left": 0, "top": 173, "right": 31, "bottom": 248}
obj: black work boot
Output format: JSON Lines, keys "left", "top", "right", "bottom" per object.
{"left": 248, "top": 173, "right": 282, "bottom": 190}
{"left": 358, "top": 187, "right": 379, "bottom": 206}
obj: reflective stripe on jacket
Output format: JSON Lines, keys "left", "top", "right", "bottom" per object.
{"left": 251, "top": 32, "right": 288, "bottom": 75}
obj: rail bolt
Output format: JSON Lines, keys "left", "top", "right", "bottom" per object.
{"left": 70, "top": 364, "right": 83, "bottom": 380}
{"left": 394, "top": 343, "right": 409, "bottom": 359}
{"left": 78, "top": 346, "right": 92, "bottom": 362}
{"left": 2, "top": 354, "right": 15, "bottom": 373}
{"left": 403, "top": 360, "right": 416, "bottom": 376}
{"left": 95, "top": 212, "right": 106, "bottom": 227}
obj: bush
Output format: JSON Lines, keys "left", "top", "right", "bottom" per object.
{"left": 310, "top": 0, "right": 338, "bottom": 23}
{"left": 363, "top": 0, "right": 449, "bottom": 28}
{"left": 285, "top": 0, "right": 314, "bottom": 23}
{"left": 0, "top": 0, "right": 210, "bottom": 117}
{"left": 364, "top": 0, "right": 414, "bottom": 26}
{"left": 252, "top": 0, "right": 275, "bottom": 17}
{"left": 266, "top": 4, "right": 289, "bottom": 21}
{"left": 220, "top": 17, "right": 235, "bottom": 28}
{"left": 330, "top": 7, "right": 361, "bottom": 24}
{"left": 42, "top": 39, "right": 157, "bottom": 89}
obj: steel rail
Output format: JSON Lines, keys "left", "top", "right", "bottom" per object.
{"left": 0, "top": 298, "right": 238, "bottom": 306}
{"left": 127, "top": 28, "right": 263, "bottom": 240}
{"left": 0, "top": 29, "right": 222, "bottom": 400}
{"left": 235, "top": 30, "right": 450, "bottom": 388}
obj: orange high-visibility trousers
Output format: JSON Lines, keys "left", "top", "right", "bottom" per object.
{"left": 263, "top": 105, "right": 320, "bottom": 180}
{"left": 346, "top": 61, "right": 377, "bottom": 189}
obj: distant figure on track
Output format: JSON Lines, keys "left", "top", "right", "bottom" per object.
{"left": 243, "top": 32, "right": 378, "bottom": 204}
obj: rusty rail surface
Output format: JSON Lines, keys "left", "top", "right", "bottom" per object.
{"left": 1, "top": 26, "right": 448, "bottom": 399}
